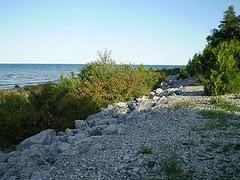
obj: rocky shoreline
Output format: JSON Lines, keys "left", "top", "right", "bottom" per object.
{"left": 0, "top": 76, "right": 240, "bottom": 179}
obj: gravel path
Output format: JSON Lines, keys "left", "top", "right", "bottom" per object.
{"left": 0, "top": 76, "right": 240, "bottom": 179}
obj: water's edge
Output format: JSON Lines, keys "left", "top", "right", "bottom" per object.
{"left": 0, "top": 64, "right": 183, "bottom": 90}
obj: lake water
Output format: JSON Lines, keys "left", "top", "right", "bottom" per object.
{"left": 0, "top": 64, "right": 182, "bottom": 90}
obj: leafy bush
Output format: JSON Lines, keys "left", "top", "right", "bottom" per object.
{"left": 204, "top": 41, "right": 240, "bottom": 95}
{"left": 0, "top": 91, "right": 29, "bottom": 149}
{"left": 185, "top": 6, "right": 240, "bottom": 95}
{"left": 0, "top": 51, "right": 165, "bottom": 150}
{"left": 178, "top": 68, "right": 189, "bottom": 79}
{"left": 160, "top": 68, "right": 181, "bottom": 76}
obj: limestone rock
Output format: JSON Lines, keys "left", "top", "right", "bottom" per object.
{"left": 75, "top": 120, "right": 88, "bottom": 130}
{"left": 17, "top": 129, "right": 56, "bottom": 151}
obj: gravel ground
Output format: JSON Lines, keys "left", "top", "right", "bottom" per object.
{"left": 0, "top": 76, "right": 240, "bottom": 180}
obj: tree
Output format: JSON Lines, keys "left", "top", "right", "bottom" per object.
{"left": 204, "top": 41, "right": 240, "bottom": 95}
{"left": 207, "top": 5, "right": 240, "bottom": 46}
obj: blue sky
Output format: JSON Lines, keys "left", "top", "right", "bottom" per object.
{"left": 0, "top": 0, "right": 239, "bottom": 65}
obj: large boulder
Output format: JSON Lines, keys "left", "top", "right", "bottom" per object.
{"left": 17, "top": 129, "right": 56, "bottom": 151}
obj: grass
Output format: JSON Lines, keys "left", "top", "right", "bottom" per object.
{"left": 222, "top": 143, "right": 240, "bottom": 153}
{"left": 147, "top": 160, "right": 157, "bottom": 168}
{"left": 197, "top": 97, "right": 240, "bottom": 131}
{"left": 173, "top": 100, "right": 193, "bottom": 109}
{"left": 198, "top": 110, "right": 239, "bottom": 131}
{"left": 199, "top": 109, "right": 229, "bottom": 120}
{"left": 210, "top": 97, "right": 240, "bottom": 112}
{"left": 139, "top": 146, "right": 153, "bottom": 155}
{"left": 161, "top": 156, "right": 192, "bottom": 180}
{"left": 146, "top": 155, "right": 192, "bottom": 180}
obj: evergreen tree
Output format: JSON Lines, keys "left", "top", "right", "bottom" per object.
{"left": 207, "top": 5, "right": 240, "bottom": 46}
{"left": 204, "top": 41, "right": 240, "bottom": 95}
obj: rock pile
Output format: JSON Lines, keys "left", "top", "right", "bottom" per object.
{"left": 0, "top": 76, "right": 239, "bottom": 179}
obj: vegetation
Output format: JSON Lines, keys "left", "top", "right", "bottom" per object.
{"left": 159, "top": 68, "right": 181, "bottom": 76}
{"left": 173, "top": 100, "right": 193, "bottom": 109}
{"left": 147, "top": 160, "right": 157, "bottom": 168}
{"left": 146, "top": 152, "right": 192, "bottom": 179}
{"left": 161, "top": 155, "right": 192, "bottom": 180}
{"left": 210, "top": 97, "right": 240, "bottom": 112}
{"left": 198, "top": 97, "right": 240, "bottom": 131}
{"left": 182, "top": 6, "right": 240, "bottom": 95}
{"left": 138, "top": 146, "right": 153, "bottom": 155}
{"left": 0, "top": 51, "right": 166, "bottom": 150}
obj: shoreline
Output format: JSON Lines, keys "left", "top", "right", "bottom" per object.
{"left": 1, "top": 75, "right": 239, "bottom": 179}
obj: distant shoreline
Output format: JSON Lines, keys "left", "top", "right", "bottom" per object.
{"left": 0, "top": 64, "right": 184, "bottom": 90}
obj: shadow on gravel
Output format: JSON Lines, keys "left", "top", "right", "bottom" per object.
{"left": 178, "top": 90, "right": 204, "bottom": 97}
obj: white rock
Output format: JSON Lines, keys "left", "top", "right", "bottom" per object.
{"left": 112, "top": 106, "right": 128, "bottom": 118}
{"left": 135, "top": 98, "right": 154, "bottom": 111}
{"left": 17, "top": 129, "right": 56, "bottom": 151}
{"left": 150, "top": 92, "right": 156, "bottom": 97}
{"left": 115, "top": 102, "right": 127, "bottom": 108}
{"left": 155, "top": 88, "right": 164, "bottom": 94}
{"left": 152, "top": 96, "right": 160, "bottom": 102}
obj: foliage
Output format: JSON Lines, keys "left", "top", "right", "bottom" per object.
{"left": 0, "top": 51, "right": 165, "bottom": 150}
{"left": 184, "top": 6, "right": 240, "bottom": 95}
{"left": 199, "top": 110, "right": 239, "bottom": 130}
{"left": 204, "top": 41, "right": 240, "bottom": 95}
{"left": 138, "top": 146, "right": 153, "bottom": 155}
{"left": 178, "top": 68, "right": 189, "bottom": 79}
{"left": 198, "top": 97, "right": 240, "bottom": 131}
{"left": 0, "top": 91, "right": 29, "bottom": 149}
{"left": 160, "top": 68, "right": 181, "bottom": 76}
{"left": 207, "top": 6, "right": 240, "bottom": 47}
{"left": 161, "top": 155, "right": 191, "bottom": 180}
{"left": 210, "top": 97, "right": 240, "bottom": 112}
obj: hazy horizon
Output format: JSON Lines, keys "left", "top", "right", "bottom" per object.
{"left": 1, "top": 0, "right": 239, "bottom": 65}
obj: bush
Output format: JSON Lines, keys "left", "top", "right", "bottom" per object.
{"left": 160, "top": 68, "right": 181, "bottom": 76}
{"left": 0, "top": 91, "right": 29, "bottom": 149}
{"left": 0, "top": 51, "right": 165, "bottom": 150}
{"left": 204, "top": 41, "right": 240, "bottom": 95}
{"left": 185, "top": 6, "right": 240, "bottom": 96}
{"left": 178, "top": 68, "right": 189, "bottom": 79}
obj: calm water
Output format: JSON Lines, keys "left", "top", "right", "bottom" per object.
{"left": 0, "top": 64, "right": 182, "bottom": 90}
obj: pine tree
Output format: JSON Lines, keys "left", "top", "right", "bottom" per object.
{"left": 207, "top": 5, "right": 240, "bottom": 46}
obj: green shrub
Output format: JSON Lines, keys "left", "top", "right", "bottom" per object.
{"left": 0, "top": 91, "right": 29, "bottom": 149}
{"left": 204, "top": 41, "right": 240, "bottom": 95}
{"left": 160, "top": 68, "right": 181, "bottom": 76}
{"left": 178, "top": 68, "right": 189, "bottom": 79}
{"left": 0, "top": 51, "right": 165, "bottom": 150}
{"left": 185, "top": 6, "right": 240, "bottom": 96}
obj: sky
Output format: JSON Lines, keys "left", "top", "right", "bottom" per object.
{"left": 0, "top": 0, "right": 240, "bottom": 65}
